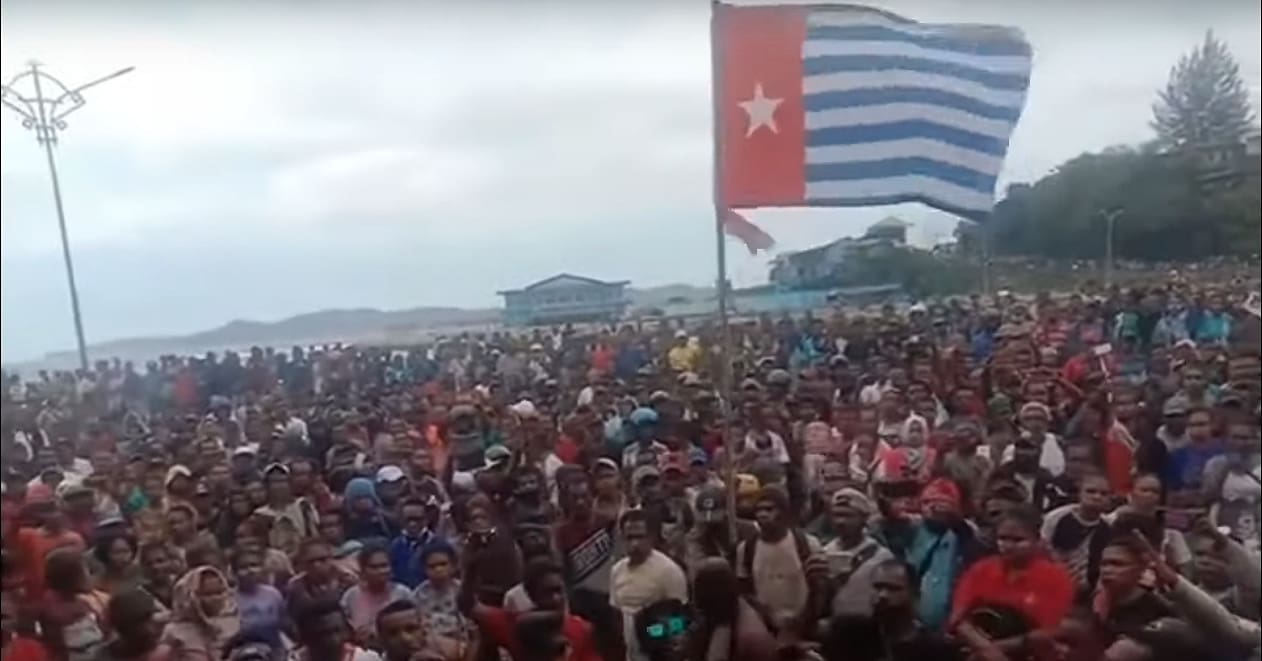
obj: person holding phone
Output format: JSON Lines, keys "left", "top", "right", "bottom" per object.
{"left": 814, "top": 489, "right": 893, "bottom": 618}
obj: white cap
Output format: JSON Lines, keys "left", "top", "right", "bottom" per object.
{"left": 375, "top": 465, "right": 406, "bottom": 483}
{"left": 510, "top": 399, "right": 538, "bottom": 418}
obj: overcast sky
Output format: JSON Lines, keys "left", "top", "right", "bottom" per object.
{"left": 2, "top": 0, "right": 1259, "bottom": 363}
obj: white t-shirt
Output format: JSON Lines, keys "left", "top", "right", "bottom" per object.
{"left": 736, "top": 532, "right": 821, "bottom": 629}
{"left": 611, "top": 550, "right": 688, "bottom": 661}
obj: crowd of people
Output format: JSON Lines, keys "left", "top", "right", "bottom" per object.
{"left": 1, "top": 280, "right": 1260, "bottom": 661}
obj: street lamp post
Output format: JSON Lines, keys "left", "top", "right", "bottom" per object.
{"left": 1, "top": 61, "right": 133, "bottom": 371}
{"left": 1101, "top": 207, "right": 1124, "bottom": 288}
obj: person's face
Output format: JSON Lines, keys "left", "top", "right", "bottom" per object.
{"left": 819, "top": 462, "right": 848, "bottom": 497}
{"left": 622, "top": 520, "right": 653, "bottom": 562}
{"left": 662, "top": 469, "right": 687, "bottom": 497}
{"left": 378, "top": 608, "right": 424, "bottom": 661}
{"left": 830, "top": 505, "right": 866, "bottom": 538}
{"left": 1130, "top": 476, "right": 1162, "bottom": 512}
{"left": 1051, "top": 616, "right": 1104, "bottom": 661}
{"left": 1182, "top": 368, "right": 1205, "bottom": 392}
{"left": 266, "top": 473, "right": 291, "bottom": 502}
{"left": 904, "top": 423, "right": 925, "bottom": 447}
{"left": 1187, "top": 411, "right": 1212, "bottom": 442}
{"left": 1187, "top": 533, "right": 1229, "bottom": 587}
{"left": 167, "top": 509, "right": 195, "bottom": 541}
{"left": 207, "top": 464, "right": 232, "bottom": 490}
{"left": 289, "top": 462, "right": 314, "bottom": 493}
{"left": 319, "top": 515, "right": 344, "bottom": 545}
{"left": 870, "top": 565, "right": 913, "bottom": 615}
{"left": 304, "top": 612, "right": 349, "bottom": 657}
{"left": 350, "top": 496, "right": 377, "bottom": 517}
{"left": 363, "top": 552, "right": 391, "bottom": 589}
{"left": 637, "top": 476, "right": 663, "bottom": 504}
{"left": 1163, "top": 411, "right": 1187, "bottom": 435}
{"left": 995, "top": 519, "right": 1037, "bottom": 566}
{"left": 1013, "top": 439, "right": 1040, "bottom": 471}
{"left": 400, "top": 505, "right": 427, "bottom": 537}
{"left": 424, "top": 552, "right": 453, "bottom": 585}
{"left": 1098, "top": 546, "right": 1144, "bottom": 593}
{"left": 1079, "top": 477, "right": 1111, "bottom": 514}
{"left": 755, "top": 498, "right": 783, "bottom": 532}
{"left": 142, "top": 473, "right": 165, "bottom": 499}
{"left": 565, "top": 481, "right": 592, "bottom": 518}
{"left": 304, "top": 544, "right": 334, "bottom": 581}
{"left": 514, "top": 473, "right": 540, "bottom": 499}
{"left": 530, "top": 573, "right": 567, "bottom": 612}
{"left": 377, "top": 479, "right": 405, "bottom": 504}
{"left": 144, "top": 548, "right": 176, "bottom": 583}
{"left": 197, "top": 573, "right": 228, "bottom": 617}
{"left": 106, "top": 537, "right": 135, "bottom": 569}
{"left": 1064, "top": 447, "right": 1094, "bottom": 481}
{"left": 236, "top": 555, "right": 263, "bottom": 589}
{"left": 1020, "top": 411, "right": 1049, "bottom": 436}
{"left": 245, "top": 481, "right": 268, "bottom": 507}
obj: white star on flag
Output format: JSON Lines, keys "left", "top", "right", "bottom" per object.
{"left": 738, "top": 82, "right": 782, "bottom": 137}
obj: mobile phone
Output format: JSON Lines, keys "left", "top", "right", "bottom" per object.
{"left": 1093, "top": 343, "right": 1112, "bottom": 357}
{"left": 827, "top": 550, "right": 854, "bottom": 575}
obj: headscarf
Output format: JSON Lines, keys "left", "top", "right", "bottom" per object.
{"left": 165, "top": 566, "right": 240, "bottom": 661}
{"left": 342, "top": 477, "right": 390, "bottom": 542}
{"left": 342, "top": 477, "right": 383, "bottom": 515}
{"left": 172, "top": 566, "right": 238, "bottom": 625}
{"left": 899, "top": 415, "right": 929, "bottom": 448}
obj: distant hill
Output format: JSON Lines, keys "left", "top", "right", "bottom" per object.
{"left": 13, "top": 283, "right": 716, "bottom": 371}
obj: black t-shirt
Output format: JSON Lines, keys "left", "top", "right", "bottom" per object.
{"left": 1104, "top": 590, "right": 1175, "bottom": 639}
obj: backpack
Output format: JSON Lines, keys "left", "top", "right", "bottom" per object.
{"left": 742, "top": 528, "right": 812, "bottom": 579}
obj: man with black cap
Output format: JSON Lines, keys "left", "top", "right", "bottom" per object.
{"left": 682, "top": 485, "right": 756, "bottom": 578}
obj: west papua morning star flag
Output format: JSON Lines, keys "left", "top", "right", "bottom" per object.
{"left": 714, "top": 3, "right": 1032, "bottom": 221}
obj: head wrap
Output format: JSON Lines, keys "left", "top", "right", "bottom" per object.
{"left": 171, "top": 566, "right": 240, "bottom": 635}
{"left": 920, "top": 478, "right": 962, "bottom": 513}
{"left": 343, "top": 477, "right": 383, "bottom": 514}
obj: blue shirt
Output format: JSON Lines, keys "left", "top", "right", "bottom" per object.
{"left": 389, "top": 530, "right": 434, "bottom": 588}
{"left": 1165, "top": 440, "right": 1226, "bottom": 491}
{"left": 906, "top": 524, "right": 963, "bottom": 631}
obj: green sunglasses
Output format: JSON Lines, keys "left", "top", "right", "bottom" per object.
{"left": 644, "top": 615, "right": 689, "bottom": 640}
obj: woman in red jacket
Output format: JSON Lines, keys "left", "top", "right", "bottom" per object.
{"left": 951, "top": 505, "right": 1075, "bottom": 661}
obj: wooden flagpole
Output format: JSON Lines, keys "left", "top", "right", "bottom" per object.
{"left": 710, "top": 0, "right": 739, "bottom": 539}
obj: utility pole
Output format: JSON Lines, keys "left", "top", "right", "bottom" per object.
{"left": 2, "top": 61, "right": 134, "bottom": 371}
{"left": 1101, "top": 207, "right": 1124, "bottom": 288}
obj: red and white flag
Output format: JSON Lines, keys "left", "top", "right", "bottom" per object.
{"left": 722, "top": 208, "right": 775, "bottom": 255}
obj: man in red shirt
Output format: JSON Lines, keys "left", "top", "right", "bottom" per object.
{"left": 951, "top": 505, "right": 1074, "bottom": 661}
{"left": 460, "top": 556, "right": 599, "bottom": 661}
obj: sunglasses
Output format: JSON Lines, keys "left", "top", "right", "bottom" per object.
{"left": 644, "top": 615, "right": 689, "bottom": 640}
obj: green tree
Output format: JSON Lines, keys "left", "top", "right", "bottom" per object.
{"left": 1152, "top": 31, "right": 1255, "bottom": 149}
{"left": 978, "top": 143, "right": 1259, "bottom": 261}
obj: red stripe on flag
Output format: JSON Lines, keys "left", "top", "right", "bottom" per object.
{"left": 722, "top": 208, "right": 776, "bottom": 255}
{"left": 716, "top": 4, "right": 806, "bottom": 208}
